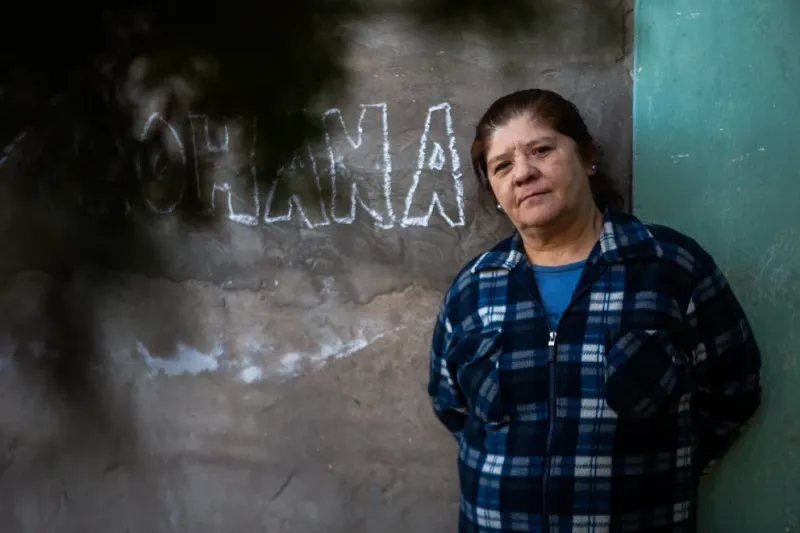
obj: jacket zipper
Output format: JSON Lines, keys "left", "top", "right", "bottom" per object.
{"left": 540, "top": 262, "right": 607, "bottom": 533}
{"left": 542, "top": 329, "right": 557, "bottom": 533}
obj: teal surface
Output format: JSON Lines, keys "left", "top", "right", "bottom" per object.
{"left": 633, "top": 1, "right": 800, "bottom": 531}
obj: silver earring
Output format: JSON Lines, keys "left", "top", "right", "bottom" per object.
{"left": 496, "top": 203, "right": 503, "bottom": 212}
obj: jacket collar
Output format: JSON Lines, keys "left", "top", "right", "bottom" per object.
{"left": 470, "top": 209, "right": 664, "bottom": 274}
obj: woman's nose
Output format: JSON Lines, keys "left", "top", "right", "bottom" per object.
{"left": 512, "top": 156, "right": 539, "bottom": 186}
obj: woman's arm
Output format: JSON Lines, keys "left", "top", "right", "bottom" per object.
{"left": 428, "top": 303, "right": 469, "bottom": 441}
{"left": 689, "top": 260, "right": 762, "bottom": 476}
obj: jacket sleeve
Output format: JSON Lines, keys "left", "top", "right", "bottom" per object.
{"left": 688, "top": 260, "right": 762, "bottom": 476}
{"left": 428, "top": 301, "right": 468, "bottom": 440}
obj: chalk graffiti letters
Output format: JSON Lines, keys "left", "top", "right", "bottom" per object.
{"left": 136, "top": 114, "right": 186, "bottom": 214}
{"left": 189, "top": 115, "right": 260, "bottom": 226}
{"left": 264, "top": 145, "right": 330, "bottom": 229}
{"left": 324, "top": 103, "right": 394, "bottom": 228}
{"left": 402, "top": 103, "right": 464, "bottom": 228}
{"left": 138, "top": 101, "right": 467, "bottom": 229}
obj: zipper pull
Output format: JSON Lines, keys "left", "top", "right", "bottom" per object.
{"left": 548, "top": 330, "right": 557, "bottom": 347}
{"left": 547, "top": 330, "right": 557, "bottom": 363}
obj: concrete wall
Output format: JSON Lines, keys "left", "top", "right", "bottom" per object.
{"left": 0, "top": 3, "right": 632, "bottom": 531}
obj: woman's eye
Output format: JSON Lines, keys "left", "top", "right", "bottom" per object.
{"left": 533, "top": 146, "right": 552, "bottom": 155}
{"left": 493, "top": 162, "right": 510, "bottom": 174}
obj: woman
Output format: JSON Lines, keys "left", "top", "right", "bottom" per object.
{"left": 428, "top": 89, "right": 762, "bottom": 533}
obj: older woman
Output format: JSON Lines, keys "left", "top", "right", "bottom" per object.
{"left": 428, "top": 89, "right": 762, "bottom": 533}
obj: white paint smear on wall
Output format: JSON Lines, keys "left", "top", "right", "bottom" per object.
{"left": 239, "top": 365, "right": 263, "bottom": 383}
{"left": 276, "top": 327, "right": 402, "bottom": 377}
{"left": 137, "top": 341, "right": 224, "bottom": 377}
{"left": 1, "top": 322, "right": 398, "bottom": 381}
{"left": 131, "top": 327, "right": 394, "bottom": 382}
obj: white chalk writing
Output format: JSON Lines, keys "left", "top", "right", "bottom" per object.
{"left": 137, "top": 113, "right": 187, "bottom": 214}
{"left": 189, "top": 114, "right": 260, "bottom": 226}
{"left": 138, "top": 102, "right": 467, "bottom": 229}
{"left": 402, "top": 103, "right": 465, "bottom": 227}
{"left": 263, "top": 145, "right": 331, "bottom": 228}
{"left": 323, "top": 103, "right": 394, "bottom": 228}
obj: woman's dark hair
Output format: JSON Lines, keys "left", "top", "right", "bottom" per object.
{"left": 470, "top": 89, "right": 624, "bottom": 212}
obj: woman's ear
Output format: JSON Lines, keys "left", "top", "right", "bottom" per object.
{"left": 581, "top": 140, "right": 600, "bottom": 176}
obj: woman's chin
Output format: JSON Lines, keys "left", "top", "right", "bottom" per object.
{"left": 514, "top": 203, "right": 562, "bottom": 229}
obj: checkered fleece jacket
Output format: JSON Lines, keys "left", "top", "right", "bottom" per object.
{"left": 428, "top": 209, "right": 761, "bottom": 533}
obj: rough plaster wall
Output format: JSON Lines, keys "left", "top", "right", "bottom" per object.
{"left": 0, "top": 2, "right": 633, "bottom": 531}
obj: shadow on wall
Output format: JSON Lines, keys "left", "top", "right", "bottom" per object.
{"left": 0, "top": 0, "right": 630, "bottom": 451}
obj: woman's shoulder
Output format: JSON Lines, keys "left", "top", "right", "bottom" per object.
{"left": 441, "top": 234, "right": 518, "bottom": 303}
{"left": 640, "top": 218, "right": 718, "bottom": 279}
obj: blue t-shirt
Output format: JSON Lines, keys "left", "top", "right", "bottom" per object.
{"left": 532, "top": 259, "right": 586, "bottom": 330}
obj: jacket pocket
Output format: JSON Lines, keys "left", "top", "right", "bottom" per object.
{"left": 604, "top": 328, "right": 690, "bottom": 418}
{"left": 446, "top": 328, "right": 506, "bottom": 425}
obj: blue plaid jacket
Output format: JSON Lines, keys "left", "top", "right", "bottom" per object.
{"left": 428, "top": 209, "right": 761, "bottom": 533}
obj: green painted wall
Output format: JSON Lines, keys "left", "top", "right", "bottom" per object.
{"left": 633, "top": 1, "right": 800, "bottom": 531}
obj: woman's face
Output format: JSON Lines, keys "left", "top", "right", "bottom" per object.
{"left": 484, "top": 113, "right": 595, "bottom": 231}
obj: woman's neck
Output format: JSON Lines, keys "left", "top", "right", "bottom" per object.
{"left": 520, "top": 206, "right": 603, "bottom": 267}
